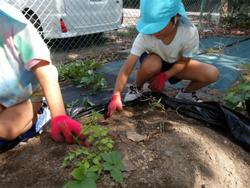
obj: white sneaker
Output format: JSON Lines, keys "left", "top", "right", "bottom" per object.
{"left": 141, "top": 82, "right": 151, "bottom": 93}
{"left": 124, "top": 83, "right": 151, "bottom": 102}
{"left": 35, "top": 106, "right": 51, "bottom": 133}
{"left": 175, "top": 88, "right": 202, "bottom": 102}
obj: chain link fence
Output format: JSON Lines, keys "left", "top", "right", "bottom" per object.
{"left": 6, "top": 0, "right": 250, "bottom": 61}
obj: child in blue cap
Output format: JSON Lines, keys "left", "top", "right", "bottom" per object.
{"left": 0, "top": 2, "right": 86, "bottom": 152}
{"left": 107, "top": 0, "right": 219, "bottom": 116}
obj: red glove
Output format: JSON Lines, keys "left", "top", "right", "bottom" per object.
{"left": 150, "top": 72, "right": 169, "bottom": 92}
{"left": 107, "top": 94, "right": 123, "bottom": 117}
{"left": 50, "top": 115, "right": 86, "bottom": 145}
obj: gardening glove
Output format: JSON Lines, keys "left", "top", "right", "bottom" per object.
{"left": 107, "top": 94, "right": 123, "bottom": 117}
{"left": 50, "top": 115, "right": 87, "bottom": 145}
{"left": 150, "top": 72, "right": 169, "bottom": 92}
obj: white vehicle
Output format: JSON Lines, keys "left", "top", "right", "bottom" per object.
{"left": 5, "top": 0, "right": 123, "bottom": 39}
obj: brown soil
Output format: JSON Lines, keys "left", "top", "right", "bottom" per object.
{"left": 0, "top": 102, "right": 249, "bottom": 188}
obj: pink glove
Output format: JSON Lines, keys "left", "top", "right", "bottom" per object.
{"left": 107, "top": 94, "right": 123, "bottom": 117}
{"left": 150, "top": 72, "right": 169, "bottom": 92}
{"left": 51, "top": 115, "right": 87, "bottom": 145}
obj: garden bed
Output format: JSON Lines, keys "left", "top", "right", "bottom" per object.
{"left": 0, "top": 101, "right": 249, "bottom": 188}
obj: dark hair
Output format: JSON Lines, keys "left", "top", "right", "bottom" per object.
{"left": 170, "top": 14, "right": 181, "bottom": 24}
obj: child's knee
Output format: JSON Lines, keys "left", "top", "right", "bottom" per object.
{"left": 207, "top": 66, "right": 219, "bottom": 83}
{"left": 0, "top": 123, "right": 18, "bottom": 140}
{"left": 140, "top": 54, "right": 161, "bottom": 73}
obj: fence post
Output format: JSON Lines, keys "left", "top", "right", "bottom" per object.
{"left": 198, "top": 0, "right": 206, "bottom": 31}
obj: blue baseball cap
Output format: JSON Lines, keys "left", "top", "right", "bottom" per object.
{"left": 136, "top": 0, "right": 187, "bottom": 34}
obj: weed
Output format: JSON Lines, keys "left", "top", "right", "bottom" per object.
{"left": 224, "top": 80, "right": 250, "bottom": 113}
{"left": 82, "top": 97, "right": 95, "bottom": 109}
{"left": 148, "top": 97, "right": 165, "bottom": 112}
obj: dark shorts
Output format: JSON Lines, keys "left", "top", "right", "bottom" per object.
{"left": 139, "top": 52, "right": 181, "bottom": 85}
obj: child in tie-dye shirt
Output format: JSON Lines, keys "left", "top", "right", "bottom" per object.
{"left": 0, "top": 2, "right": 86, "bottom": 152}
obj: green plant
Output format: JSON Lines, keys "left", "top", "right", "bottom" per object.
{"left": 57, "top": 60, "right": 107, "bottom": 91}
{"left": 66, "top": 99, "right": 80, "bottom": 109}
{"left": 224, "top": 81, "right": 250, "bottom": 111}
{"left": 63, "top": 112, "right": 124, "bottom": 188}
{"left": 102, "top": 151, "right": 124, "bottom": 184}
{"left": 148, "top": 97, "right": 165, "bottom": 112}
{"left": 82, "top": 97, "right": 95, "bottom": 109}
{"left": 65, "top": 98, "right": 95, "bottom": 118}
{"left": 223, "top": 14, "right": 250, "bottom": 28}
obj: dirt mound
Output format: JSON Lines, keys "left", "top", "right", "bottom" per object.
{"left": 0, "top": 104, "right": 249, "bottom": 188}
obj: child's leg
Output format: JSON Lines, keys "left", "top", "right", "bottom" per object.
{"left": 136, "top": 53, "right": 162, "bottom": 87}
{"left": 0, "top": 100, "right": 35, "bottom": 141}
{"left": 0, "top": 104, "right": 5, "bottom": 113}
{"left": 175, "top": 60, "right": 219, "bottom": 92}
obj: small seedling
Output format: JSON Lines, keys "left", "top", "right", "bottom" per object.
{"left": 148, "top": 97, "right": 165, "bottom": 112}
{"left": 82, "top": 97, "right": 95, "bottom": 109}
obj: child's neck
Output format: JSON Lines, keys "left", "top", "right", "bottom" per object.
{"left": 161, "top": 25, "right": 178, "bottom": 45}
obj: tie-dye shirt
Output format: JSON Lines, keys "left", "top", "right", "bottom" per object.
{"left": 0, "top": 2, "right": 51, "bottom": 107}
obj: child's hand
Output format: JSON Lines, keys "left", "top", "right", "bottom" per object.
{"left": 150, "top": 72, "right": 169, "bottom": 92}
{"left": 107, "top": 94, "right": 123, "bottom": 117}
{"left": 50, "top": 115, "right": 87, "bottom": 145}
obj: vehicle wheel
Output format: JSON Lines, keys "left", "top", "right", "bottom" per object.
{"left": 22, "top": 8, "right": 44, "bottom": 38}
{"left": 92, "top": 32, "right": 105, "bottom": 43}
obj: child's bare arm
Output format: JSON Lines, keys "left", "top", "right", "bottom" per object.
{"left": 113, "top": 54, "right": 139, "bottom": 95}
{"left": 31, "top": 61, "right": 66, "bottom": 118}
{"left": 107, "top": 54, "right": 138, "bottom": 117}
{"left": 164, "top": 57, "right": 191, "bottom": 78}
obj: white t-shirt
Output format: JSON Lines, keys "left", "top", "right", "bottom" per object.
{"left": 0, "top": 2, "right": 51, "bottom": 107}
{"left": 131, "top": 17, "right": 199, "bottom": 63}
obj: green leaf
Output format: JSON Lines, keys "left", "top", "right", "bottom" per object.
{"left": 88, "top": 165, "right": 100, "bottom": 172}
{"left": 93, "top": 157, "right": 101, "bottom": 165}
{"left": 103, "top": 163, "right": 113, "bottom": 171}
{"left": 225, "top": 95, "right": 242, "bottom": 107}
{"left": 111, "top": 168, "right": 123, "bottom": 184}
{"left": 71, "top": 166, "right": 85, "bottom": 181}
{"left": 106, "top": 143, "right": 113, "bottom": 149}
{"left": 102, "top": 151, "right": 122, "bottom": 164}
{"left": 100, "top": 138, "right": 109, "bottom": 144}
{"left": 102, "top": 153, "right": 112, "bottom": 163}
{"left": 83, "top": 161, "right": 90, "bottom": 169}
{"left": 80, "top": 77, "right": 92, "bottom": 84}
{"left": 79, "top": 178, "right": 96, "bottom": 188}
{"left": 63, "top": 180, "right": 81, "bottom": 188}
{"left": 76, "top": 172, "right": 97, "bottom": 188}
{"left": 82, "top": 98, "right": 95, "bottom": 109}
{"left": 62, "top": 153, "right": 76, "bottom": 167}
{"left": 110, "top": 151, "right": 123, "bottom": 164}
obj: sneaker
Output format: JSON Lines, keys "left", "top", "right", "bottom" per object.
{"left": 175, "top": 88, "right": 202, "bottom": 102}
{"left": 35, "top": 105, "right": 51, "bottom": 133}
{"left": 124, "top": 83, "right": 151, "bottom": 102}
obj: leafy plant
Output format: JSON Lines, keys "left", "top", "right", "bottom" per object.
{"left": 63, "top": 112, "right": 124, "bottom": 188}
{"left": 221, "top": 0, "right": 250, "bottom": 28}
{"left": 224, "top": 81, "right": 250, "bottom": 111}
{"left": 57, "top": 60, "right": 107, "bottom": 91}
{"left": 102, "top": 151, "right": 124, "bottom": 184}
